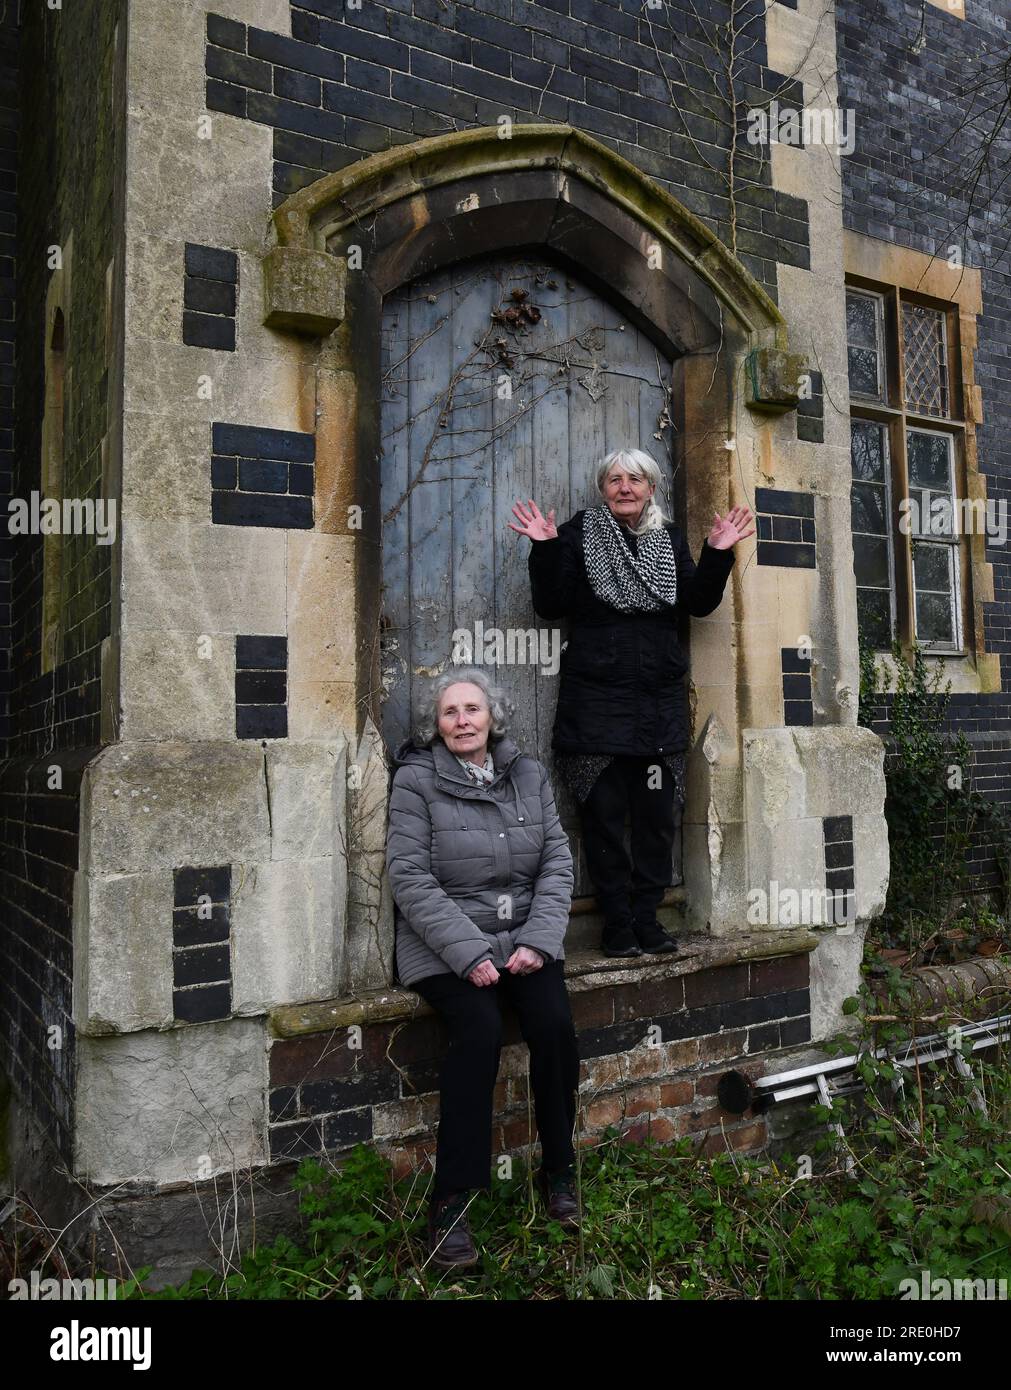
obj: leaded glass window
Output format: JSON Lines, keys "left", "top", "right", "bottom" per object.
{"left": 902, "top": 302, "right": 949, "bottom": 417}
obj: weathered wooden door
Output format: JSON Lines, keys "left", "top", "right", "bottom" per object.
{"left": 379, "top": 254, "right": 678, "bottom": 895}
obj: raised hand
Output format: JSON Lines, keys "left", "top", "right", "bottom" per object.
{"left": 707, "top": 504, "right": 755, "bottom": 550}
{"left": 508, "top": 498, "right": 558, "bottom": 541}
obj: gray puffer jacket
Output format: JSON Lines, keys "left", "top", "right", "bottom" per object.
{"left": 386, "top": 734, "right": 574, "bottom": 986}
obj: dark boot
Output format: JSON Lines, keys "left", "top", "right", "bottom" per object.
{"left": 631, "top": 913, "right": 679, "bottom": 955}
{"left": 427, "top": 1191, "right": 479, "bottom": 1269}
{"left": 601, "top": 914, "right": 642, "bottom": 958}
{"left": 536, "top": 1166, "right": 581, "bottom": 1228}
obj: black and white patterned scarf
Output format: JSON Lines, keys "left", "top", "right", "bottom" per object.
{"left": 582, "top": 505, "right": 678, "bottom": 613}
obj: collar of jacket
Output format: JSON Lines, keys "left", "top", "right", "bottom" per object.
{"left": 432, "top": 735, "right": 526, "bottom": 820}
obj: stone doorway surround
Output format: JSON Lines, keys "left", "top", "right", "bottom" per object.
{"left": 255, "top": 123, "right": 885, "bottom": 996}
{"left": 67, "top": 125, "right": 889, "bottom": 1204}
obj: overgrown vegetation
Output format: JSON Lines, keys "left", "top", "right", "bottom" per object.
{"left": 858, "top": 638, "right": 1011, "bottom": 962}
{"left": 101, "top": 1007, "right": 1011, "bottom": 1301}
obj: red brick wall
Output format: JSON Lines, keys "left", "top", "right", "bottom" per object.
{"left": 267, "top": 952, "right": 811, "bottom": 1177}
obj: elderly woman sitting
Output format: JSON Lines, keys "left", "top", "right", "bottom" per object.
{"left": 386, "top": 668, "right": 579, "bottom": 1270}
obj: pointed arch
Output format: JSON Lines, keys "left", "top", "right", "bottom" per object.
{"left": 269, "top": 124, "right": 788, "bottom": 358}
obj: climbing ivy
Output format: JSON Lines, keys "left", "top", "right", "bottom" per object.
{"left": 858, "top": 638, "right": 1011, "bottom": 956}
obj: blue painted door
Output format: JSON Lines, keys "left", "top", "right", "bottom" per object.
{"left": 380, "top": 254, "right": 678, "bottom": 895}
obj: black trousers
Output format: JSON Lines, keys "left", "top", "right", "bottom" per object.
{"left": 579, "top": 755, "right": 679, "bottom": 922}
{"left": 412, "top": 960, "right": 580, "bottom": 1200}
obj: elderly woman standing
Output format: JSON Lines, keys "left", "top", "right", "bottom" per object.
{"left": 386, "top": 668, "right": 579, "bottom": 1270}
{"left": 510, "top": 448, "right": 753, "bottom": 959}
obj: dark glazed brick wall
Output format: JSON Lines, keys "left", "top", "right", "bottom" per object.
{"left": 0, "top": 4, "right": 16, "bottom": 753}
{"left": 13, "top": 1, "right": 123, "bottom": 758}
{"left": 1, "top": 1, "right": 126, "bottom": 1162}
{"left": 204, "top": 0, "right": 812, "bottom": 300}
{"left": 0, "top": 751, "right": 88, "bottom": 1162}
{"left": 838, "top": 1, "right": 1011, "bottom": 895}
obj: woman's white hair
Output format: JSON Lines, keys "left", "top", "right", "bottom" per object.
{"left": 595, "top": 448, "right": 671, "bottom": 534}
{"left": 416, "top": 667, "right": 514, "bottom": 747}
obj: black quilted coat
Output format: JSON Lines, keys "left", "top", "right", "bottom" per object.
{"left": 527, "top": 511, "right": 736, "bottom": 757}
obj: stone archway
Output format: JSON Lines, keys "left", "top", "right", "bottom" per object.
{"left": 265, "top": 124, "right": 796, "bottom": 991}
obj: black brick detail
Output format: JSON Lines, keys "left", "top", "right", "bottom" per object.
{"left": 211, "top": 422, "right": 315, "bottom": 462}
{"left": 757, "top": 540, "right": 816, "bottom": 569}
{"left": 269, "top": 1118, "right": 325, "bottom": 1160}
{"left": 183, "top": 243, "right": 238, "bottom": 352}
{"left": 174, "top": 864, "right": 231, "bottom": 905}
{"left": 756, "top": 490, "right": 817, "bottom": 568}
{"left": 172, "top": 867, "right": 231, "bottom": 1016}
{"left": 823, "top": 815, "right": 853, "bottom": 844}
{"left": 174, "top": 944, "right": 230, "bottom": 988}
{"left": 236, "top": 634, "right": 288, "bottom": 741}
{"left": 747, "top": 1022, "right": 781, "bottom": 1052}
{"left": 183, "top": 313, "right": 235, "bottom": 352}
{"left": 237, "top": 635, "right": 287, "bottom": 669}
{"left": 269, "top": 1086, "right": 298, "bottom": 1122}
{"left": 206, "top": 14, "right": 247, "bottom": 54}
{"left": 755, "top": 487, "right": 815, "bottom": 518}
{"left": 211, "top": 420, "right": 315, "bottom": 529}
{"left": 173, "top": 983, "right": 232, "bottom": 1024}
{"left": 300, "top": 1072, "right": 400, "bottom": 1113}
{"left": 780, "top": 1016, "right": 811, "bottom": 1046}
{"left": 172, "top": 905, "right": 230, "bottom": 948}
{"left": 323, "top": 1108, "right": 374, "bottom": 1151}
{"left": 781, "top": 646, "right": 813, "bottom": 726}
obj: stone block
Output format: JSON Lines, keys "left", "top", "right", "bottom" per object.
{"left": 231, "top": 857, "right": 342, "bottom": 1013}
{"left": 75, "top": 1020, "right": 268, "bottom": 1187}
{"left": 263, "top": 245, "right": 346, "bottom": 335}
{"left": 745, "top": 348, "right": 807, "bottom": 413}
{"left": 120, "top": 630, "right": 234, "bottom": 742}
{"left": 81, "top": 742, "right": 270, "bottom": 875}
{"left": 264, "top": 739, "right": 347, "bottom": 861}
{"left": 73, "top": 870, "right": 175, "bottom": 1034}
{"left": 123, "top": 518, "right": 286, "bottom": 634}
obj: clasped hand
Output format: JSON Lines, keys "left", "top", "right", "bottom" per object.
{"left": 469, "top": 946, "right": 543, "bottom": 986}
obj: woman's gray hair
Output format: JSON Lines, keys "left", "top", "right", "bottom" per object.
{"left": 416, "top": 667, "right": 514, "bottom": 746}
{"left": 595, "top": 448, "right": 671, "bottom": 534}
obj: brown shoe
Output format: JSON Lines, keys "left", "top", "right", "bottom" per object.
{"left": 428, "top": 1192, "right": 479, "bottom": 1269}
{"left": 537, "top": 1167, "right": 581, "bottom": 1228}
